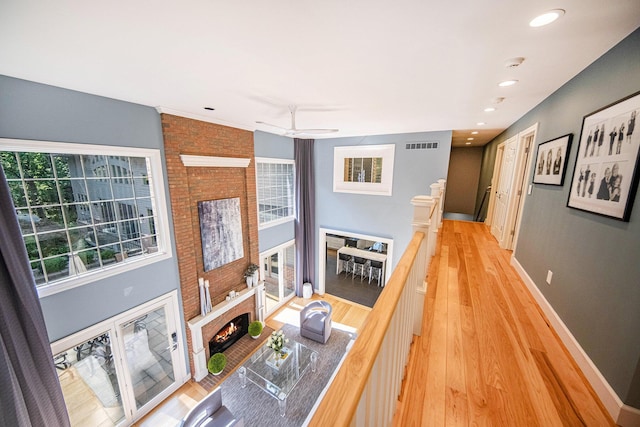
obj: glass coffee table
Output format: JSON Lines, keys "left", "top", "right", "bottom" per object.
{"left": 238, "top": 339, "right": 318, "bottom": 416}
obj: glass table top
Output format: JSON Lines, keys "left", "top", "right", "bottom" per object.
{"left": 240, "top": 339, "right": 318, "bottom": 401}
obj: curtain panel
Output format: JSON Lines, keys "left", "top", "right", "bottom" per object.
{"left": 294, "top": 138, "right": 316, "bottom": 296}
{"left": 0, "top": 165, "right": 70, "bottom": 427}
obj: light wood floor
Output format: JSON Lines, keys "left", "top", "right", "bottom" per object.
{"left": 393, "top": 220, "right": 614, "bottom": 426}
{"left": 133, "top": 293, "right": 371, "bottom": 426}
{"left": 136, "top": 220, "right": 614, "bottom": 426}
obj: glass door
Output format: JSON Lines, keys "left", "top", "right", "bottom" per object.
{"left": 117, "top": 305, "right": 178, "bottom": 412}
{"left": 261, "top": 241, "right": 296, "bottom": 315}
{"left": 52, "top": 291, "right": 185, "bottom": 426}
{"left": 55, "top": 331, "right": 126, "bottom": 426}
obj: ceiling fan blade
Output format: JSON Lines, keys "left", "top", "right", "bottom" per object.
{"left": 255, "top": 120, "right": 289, "bottom": 131}
{"left": 290, "top": 128, "right": 339, "bottom": 135}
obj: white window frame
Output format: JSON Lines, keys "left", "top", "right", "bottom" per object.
{"left": 0, "top": 138, "right": 173, "bottom": 298}
{"left": 255, "top": 157, "right": 295, "bottom": 229}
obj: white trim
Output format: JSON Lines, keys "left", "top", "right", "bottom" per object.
{"left": 318, "top": 227, "right": 394, "bottom": 295}
{"left": 180, "top": 154, "right": 251, "bottom": 168}
{"left": 510, "top": 256, "right": 624, "bottom": 422}
{"left": 0, "top": 138, "right": 174, "bottom": 298}
{"left": 618, "top": 405, "right": 640, "bottom": 426}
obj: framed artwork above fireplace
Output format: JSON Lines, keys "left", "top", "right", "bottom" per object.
{"left": 198, "top": 197, "right": 244, "bottom": 271}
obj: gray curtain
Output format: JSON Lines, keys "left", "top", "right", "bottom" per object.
{"left": 294, "top": 138, "right": 316, "bottom": 296}
{"left": 0, "top": 165, "right": 70, "bottom": 427}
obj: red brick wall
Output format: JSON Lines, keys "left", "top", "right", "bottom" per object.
{"left": 161, "top": 114, "right": 258, "bottom": 375}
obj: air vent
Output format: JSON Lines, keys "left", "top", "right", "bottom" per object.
{"left": 405, "top": 142, "right": 439, "bottom": 150}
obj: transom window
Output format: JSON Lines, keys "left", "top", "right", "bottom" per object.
{"left": 0, "top": 139, "right": 171, "bottom": 296}
{"left": 255, "top": 158, "right": 295, "bottom": 228}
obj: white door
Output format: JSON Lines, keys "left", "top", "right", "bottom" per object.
{"left": 52, "top": 292, "right": 186, "bottom": 426}
{"left": 116, "top": 300, "right": 183, "bottom": 418}
{"left": 491, "top": 136, "right": 518, "bottom": 245}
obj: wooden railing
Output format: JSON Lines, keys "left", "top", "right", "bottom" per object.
{"left": 309, "top": 180, "right": 445, "bottom": 427}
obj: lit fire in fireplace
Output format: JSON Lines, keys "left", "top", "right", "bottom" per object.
{"left": 214, "top": 322, "right": 238, "bottom": 343}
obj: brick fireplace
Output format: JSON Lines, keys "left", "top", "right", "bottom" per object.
{"left": 160, "top": 113, "right": 260, "bottom": 379}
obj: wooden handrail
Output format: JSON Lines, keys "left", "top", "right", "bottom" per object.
{"left": 309, "top": 231, "right": 425, "bottom": 426}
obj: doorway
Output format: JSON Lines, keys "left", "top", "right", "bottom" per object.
{"left": 487, "top": 123, "right": 538, "bottom": 250}
{"left": 260, "top": 240, "right": 296, "bottom": 316}
{"left": 51, "top": 291, "right": 186, "bottom": 426}
{"left": 318, "top": 228, "right": 393, "bottom": 307}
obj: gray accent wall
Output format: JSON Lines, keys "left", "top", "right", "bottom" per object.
{"left": 0, "top": 75, "right": 181, "bottom": 342}
{"left": 315, "top": 131, "right": 451, "bottom": 280}
{"left": 254, "top": 130, "right": 295, "bottom": 252}
{"left": 478, "top": 27, "right": 640, "bottom": 406}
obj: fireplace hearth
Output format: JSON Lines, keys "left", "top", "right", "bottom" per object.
{"left": 209, "top": 313, "right": 249, "bottom": 355}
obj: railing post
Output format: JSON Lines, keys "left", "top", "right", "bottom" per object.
{"left": 430, "top": 183, "right": 442, "bottom": 246}
{"left": 410, "top": 195, "right": 432, "bottom": 336}
{"left": 438, "top": 179, "right": 447, "bottom": 229}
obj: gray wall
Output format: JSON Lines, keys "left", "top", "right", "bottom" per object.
{"left": 445, "top": 146, "right": 483, "bottom": 215}
{"left": 0, "top": 75, "right": 181, "bottom": 342}
{"left": 254, "top": 131, "right": 295, "bottom": 253}
{"left": 478, "top": 27, "right": 640, "bottom": 406}
{"left": 315, "top": 131, "right": 451, "bottom": 279}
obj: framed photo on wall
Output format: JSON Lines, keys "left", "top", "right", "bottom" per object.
{"left": 567, "top": 91, "right": 640, "bottom": 221}
{"left": 533, "top": 134, "right": 572, "bottom": 185}
{"left": 333, "top": 144, "right": 395, "bottom": 196}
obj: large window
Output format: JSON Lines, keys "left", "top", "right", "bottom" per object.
{"left": 0, "top": 139, "right": 171, "bottom": 296}
{"left": 255, "top": 158, "right": 295, "bottom": 228}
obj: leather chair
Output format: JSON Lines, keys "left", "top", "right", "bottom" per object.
{"left": 180, "top": 386, "right": 243, "bottom": 427}
{"left": 300, "top": 300, "right": 332, "bottom": 344}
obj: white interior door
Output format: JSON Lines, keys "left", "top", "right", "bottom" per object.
{"left": 491, "top": 136, "right": 518, "bottom": 245}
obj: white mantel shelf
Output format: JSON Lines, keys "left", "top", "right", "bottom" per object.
{"left": 187, "top": 284, "right": 264, "bottom": 381}
{"left": 180, "top": 154, "right": 251, "bottom": 168}
{"left": 187, "top": 286, "right": 256, "bottom": 331}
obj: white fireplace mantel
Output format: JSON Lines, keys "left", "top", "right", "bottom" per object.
{"left": 187, "top": 284, "right": 264, "bottom": 381}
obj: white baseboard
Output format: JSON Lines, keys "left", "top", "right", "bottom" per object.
{"left": 510, "top": 256, "right": 640, "bottom": 426}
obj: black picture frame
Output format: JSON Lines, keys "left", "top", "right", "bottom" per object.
{"left": 533, "top": 134, "right": 572, "bottom": 185}
{"left": 567, "top": 91, "right": 640, "bottom": 221}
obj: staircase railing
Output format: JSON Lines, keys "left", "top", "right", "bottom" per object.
{"left": 308, "top": 179, "right": 445, "bottom": 426}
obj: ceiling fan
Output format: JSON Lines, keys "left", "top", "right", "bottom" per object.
{"left": 256, "top": 105, "right": 338, "bottom": 137}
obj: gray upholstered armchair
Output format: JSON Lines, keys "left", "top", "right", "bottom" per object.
{"left": 300, "top": 300, "right": 332, "bottom": 344}
{"left": 180, "top": 386, "right": 243, "bottom": 427}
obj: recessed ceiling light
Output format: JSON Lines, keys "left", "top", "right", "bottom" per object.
{"left": 204, "top": 107, "right": 215, "bottom": 111}
{"left": 465, "top": 142, "right": 472, "bottom": 145}
{"left": 498, "top": 80, "right": 518, "bottom": 87}
{"left": 471, "top": 131, "right": 479, "bottom": 135}
{"left": 467, "top": 137, "right": 474, "bottom": 141}
{"left": 477, "top": 122, "right": 486, "bottom": 126}
{"left": 484, "top": 107, "right": 496, "bottom": 112}
{"left": 529, "top": 9, "right": 565, "bottom": 27}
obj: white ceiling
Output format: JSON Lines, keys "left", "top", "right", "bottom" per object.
{"left": 1, "top": 1, "right": 639, "bottom": 147}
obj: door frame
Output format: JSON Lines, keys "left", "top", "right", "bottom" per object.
{"left": 509, "top": 123, "right": 538, "bottom": 251}
{"left": 486, "top": 123, "right": 539, "bottom": 249}
{"left": 51, "top": 290, "right": 188, "bottom": 425}
{"left": 317, "top": 227, "right": 394, "bottom": 295}
{"left": 259, "top": 239, "right": 296, "bottom": 317}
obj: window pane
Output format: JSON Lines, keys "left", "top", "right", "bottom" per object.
{"left": 19, "top": 152, "right": 54, "bottom": 179}
{"left": 55, "top": 332, "right": 125, "bottom": 426}
{"left": 256, "top": 160, "right": 294, "bottom": 227}
{"left": 2, "top": 144, "right": 164, "bottom": 289}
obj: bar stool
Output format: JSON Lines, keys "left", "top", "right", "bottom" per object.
{"left": 369, "top": 260, "right": 384, "bottom": 286}
{"left": 338, "top": 252, "right": 353, "bottom": 276}
{"left": 352, "top": 256, "right": 367, "bottom": 282}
